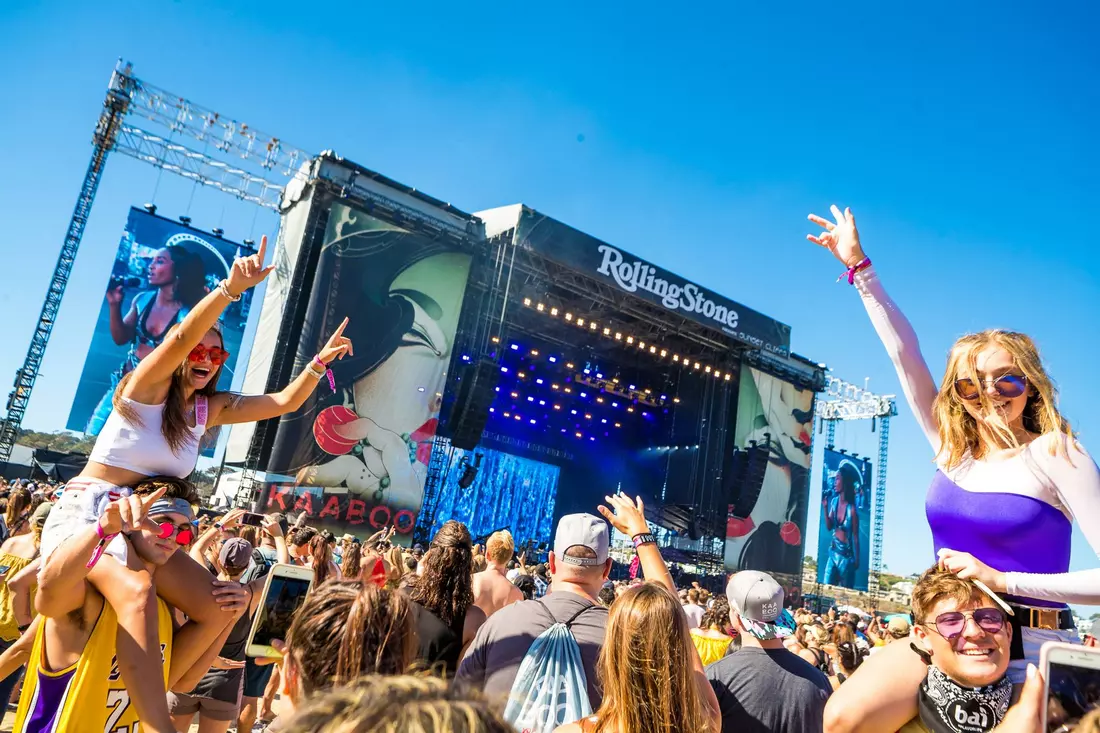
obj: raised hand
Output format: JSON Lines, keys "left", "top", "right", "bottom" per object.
{"left": 937, "top": 548, "right": 1007, "bottom": 593}
{"left": 261, "top": 514, "right": 284, "bottom": 538}
{"left": 807, "top": 205, "right": 866, "bottom": 268}
{"left": 218, "top": 508, "right": 247, "bottom": 530}
{"left": 106, "top": 285, "right": 124, "bottom": 307}
{"left": 226, "top": 234, "right": 275, "bottom": 296}
{"left": 598, "top": 493, "right": 650, "bottom": 538}
{"left": 316, "top": 318, "right": 354, "bottom": 365}
{"left": 100, "top": 487, "right": 168, "bottom": 536}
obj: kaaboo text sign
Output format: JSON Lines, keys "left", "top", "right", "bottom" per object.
{"left": 517, "top": 210, "right": 790, "bottom": 355}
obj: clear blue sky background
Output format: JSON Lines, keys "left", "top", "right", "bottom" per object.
{"left": 2, "top": 2, "right": 1098, "bottom": 602}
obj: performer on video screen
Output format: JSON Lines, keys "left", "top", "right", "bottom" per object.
{"left": 821, "top": 460, "right": 862, "bottom": 588}
{"left": 87, "top": 245, "right": 207, "bottom": 435}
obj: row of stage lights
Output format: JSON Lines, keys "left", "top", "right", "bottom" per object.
{"left": 520, "top": 298, "right": 734, "bottom": 381}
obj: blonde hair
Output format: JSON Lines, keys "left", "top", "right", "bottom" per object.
{"left": 593, "top": 582, "right": 717, "bottom": 733}
{"left": 933, "top": 329, "right": 1073, "bottom": 469}
{"left": 804, "top": 624, "right": 829, "bottom": 647}
{"left": 281, "top": 675, "right": 512, "bottom": 733}
{"left": 911, "top": 565, "right": 994, "bottom": 624}
{"left": 484, "top": 530, "right": 514, "bottom": 565}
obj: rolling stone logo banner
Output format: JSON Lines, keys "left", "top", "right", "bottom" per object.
{"left": 816, "top": 448, "right": 873, "bottom": 592}
{"left": 67, "top": 206, "right": 254, "bottom": 456}
{"left": 515, "top": 210, "right": 791, "bottom": 356}
{"left": 261, "top": 200, "right": 472, "bottom": 542}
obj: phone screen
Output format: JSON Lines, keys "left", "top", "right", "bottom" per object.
{"left": 1046, "top": 659, "right": 1100, "bottom": 731}
{"left": 240, "top": 512, "right": 264, "bottom": 527}
{"left": 251, "top": 574, "right": 311, "bottom": 650}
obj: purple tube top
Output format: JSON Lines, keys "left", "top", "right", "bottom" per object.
{"left": 926, "top": 470, "right": 1071, "bottom": 608}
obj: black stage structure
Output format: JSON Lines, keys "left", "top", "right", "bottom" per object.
{"left": 227, "top": 155, "right": 825, "bottom": 588}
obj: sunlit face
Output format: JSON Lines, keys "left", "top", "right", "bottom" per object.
{"left": 130, "top": 512, "right": 190, "bottom": 566}
{"left": 182, "top": 330, "right": 223, "bottom": 391}
{"left": 148, "top": 248, "right": 176, "bottom": 287}
{"left": 956, "top": 345, "right": 1031, "bottom": 431}
{"left": 914, "top": 596, "right": 1010, "bottom": 688}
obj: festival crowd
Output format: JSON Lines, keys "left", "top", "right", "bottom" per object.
{"left": 0, "top": 206, "right": 1095, "bottom": 732}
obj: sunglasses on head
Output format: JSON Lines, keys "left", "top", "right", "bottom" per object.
{"left": 926, "top": 607, "right": 1007, "bottom": 640}
{"left": 153, "top": 519, "right": 194, "bottom": 546}
{"left": 954, "top": 374, "right": 1028, "bottom": 401}
{"left": 188, "top": 344, "right": 231, "bottom": 366}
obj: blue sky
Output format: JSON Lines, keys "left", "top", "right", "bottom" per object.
{"left": 1, "top": 2, "right": 1098, "bottom": 597}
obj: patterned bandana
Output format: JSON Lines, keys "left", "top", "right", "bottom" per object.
{"left": 917, "top": 665, "right": 1013, "bottom": 733}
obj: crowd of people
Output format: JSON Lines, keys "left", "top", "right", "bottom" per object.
{"left": 0, "top": 205, "right": 1094, "bottom": 732}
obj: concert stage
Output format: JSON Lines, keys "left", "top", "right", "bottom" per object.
{"left": 226, "top": 153, "right": 824, "bottom": 585}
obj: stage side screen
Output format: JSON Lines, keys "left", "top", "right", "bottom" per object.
{"left": 258, "top": 200, "right": 472, "bottom": 542}
{"left": 816, "top": 448, "right": 873, "bottom": 592}
{"left": 724, "top": 366, "right": 814, "bottom": 583}
{"left": 66, "top": 206, "right": 254, "bottom": 456}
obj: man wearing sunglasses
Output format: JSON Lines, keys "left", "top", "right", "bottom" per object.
{"left": 899, "top": 566, "right": 1015, "bottom": 733}
{"left": 12, "top": 476, "right": 247, "bottom": 733}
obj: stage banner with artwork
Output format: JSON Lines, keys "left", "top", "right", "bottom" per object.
{"left": 66, "top": 207, "right": 255, "bottom": 455}
{"left": 724, "top": 366, "right": 814, "bottom": 580}
{"left": 259, "top": 200, "right": 472, "bottom": 542}
{"left": 816, "top": 448, "right": 873, "bottom": 592}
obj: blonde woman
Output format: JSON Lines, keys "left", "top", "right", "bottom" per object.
{"left": 807, "top": 206, "right": 1100, "bottom": 732}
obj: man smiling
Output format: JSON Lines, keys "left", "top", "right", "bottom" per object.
{"left": 899, "top": 567, "right": 1015, "bottom": 733}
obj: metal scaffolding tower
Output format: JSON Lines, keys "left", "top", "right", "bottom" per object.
{"left": 0, "top": 60, "right": 311, "bottom": 464}
{"left": 817, "top": 375, "right": 897, "bottom": 603}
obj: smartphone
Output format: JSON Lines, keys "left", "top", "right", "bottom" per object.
{"left": 0, "top": 565, "right": 11, "bottom": 576}
{"left": 245, "top": 563, "right": 314, "bottom": 658}
{"left": 240, "top": 512, "right": 264, "bottom": 527}
{"left": 1040, "top": 641, "right": 1100, "bottom": 731}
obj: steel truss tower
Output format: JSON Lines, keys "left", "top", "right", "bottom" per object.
{"left": 817, "top": 375, "right": 897, "bottom": 603}
{"left": 0, "top": 60, "right": 310, "bottom": 464}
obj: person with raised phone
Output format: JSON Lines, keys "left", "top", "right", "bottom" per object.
{"left": 14, "top": 476, "right": 250, "bottom": 733}
{"left": 36, "top": 234, "right": 355, "bottom": 733}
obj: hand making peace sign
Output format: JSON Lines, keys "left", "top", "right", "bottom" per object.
{"left": 316, "top": 317, "right": 354, "bottom": 365}
{"left": 99, "top": 486, "right": 168, "bottom": 537}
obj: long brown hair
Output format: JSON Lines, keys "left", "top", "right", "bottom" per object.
{"left": 593, "top": 582, "right": 715, "bottom": 733}
{"left": 112, "top": 325, "right": 224, "bottom": 455}
{"left": 342, "top": 542, "right": 362, "bottom": 580}
{"left": 309, "top": 534, "right": 335, "bottom": 585}
{"left": 933, "top": 329, "right": 1073, "bottom": 468}
{"left": 284, "top": 582, "right": 415, "bottom": 697}
{"left": 4, "top": 488, "right": 32, "bottom": 534}
{"left": 409, "top": 520, "right": 474, "bottom": 629}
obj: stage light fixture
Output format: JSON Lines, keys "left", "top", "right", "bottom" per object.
{"left": 585, "top": 414, "right": 592, "bottom": 420}
{"left": 514, "top": 414, "right": 521, "bottom": 421}
{"left": 629, "top": 384, "right": 636, "bottom": 390}
{"left": 714, "top": 371, "right": 722, "bottom": 379}
{"left": 615, "top": 422, "right": 621, "bottom": 428}
{"left": 576, "top": 318, "right": 585, "bottom": 327}
{"left": 590, "top": 322, "right": 598, "bottom": 331}
{"left": 615, "top": 332, "right": 622, "bottom": 340}
{"left": 536, "top": 378, "right": 544, "bottom": 385}
{"left": 531, "top": 349, "right": 539, "bottom": 356}
{"left": 596, "top": 372, "right": 603, "bottom": 379}
{"left": 601, "top": 418, "right": 607, "bottom": 424}
{"left": 457, "top": 453, "right": 484, "bottom": 489}
{"left": 500, "top": 366, "right": 509, "bottom": 373}
{"left": 645, "top": 389, "right": 651, "bottom": 394}
{"left": 492, "top": 336, "right": 500, "bottom": 343}
{"left": 489, "top": 407, "right": 495, "bottom": 412}
{"left": 705, "top": 366, "right": 712, "bottom": 373}
{"left": 536, "top": 303, "right": 545, "bottom": 312}
{"left": 566, "top": 363, "right": 575, "bottom": 369}
{"left": 603, "top": 327, "right": 611, "bottom": 336}
{"left": 553, "top": 404, "right": 561, "bottom": 410}
{"left": 576, "top": 432, "right": 583, "bottom": 438}
{"left": 571, "top": 409, "right": 578, "bottom": 415}
{"left": 627, "top": 407, "right": 635, "bottom": 413}
{"left": 552, "top": 384, "right": 560, "bottom": 390}
{"left": 724, "top": 373, "right": 732, "bottom": 381}
{"left": 626, "top": 336, "right": 635, "bottom": 344}
{"left": 564, "top": 387, "right": 572, "bottom": 394}
{"left": 583, "top": 368, "right": 591, "bottom": 375}
{"left": 549, "top": 356, "right": 557, "bottom": 363}
{"left": 539, "top": 400, "right": 546, "bottom": 406}
{"left": 530, "top": 418, "right": 537, "bottom": 424}
{"left": 417, "top": 387, "right": 425, "bottom": 392}
{"left": 550, "top": 307, "right": 559, "bottom": 316}
{"left": 580, "top": 392, "right": 587, "bottom": 398}
{"left": 613, "top": 378, "right": 619, "bottom": 384}
{"left": 596, "top": 397, "right": 604, "bottom": 403}
{"left": 565, "top": 313, "right": 574, "bottom": 321}
{"left": 504, "top": 412, "right": 511, "bottom": 417}
{"left": 660, "top": 349, "right": 667, "bottom": 357}
{"left": 510, "top": 392, "right": 518, "bottom": 398}
{"left": 612, "top": 402, "right": 619, "bottom": 407}
{"left": 638, "top": 341, "right": 646, "bottom": 349}
{"left": 461, "top": 354, "right": 470, "bottom": 362}
{"left": 673, "top": 355, "right": 680, "bottom": 362}
{"left": 523, "top": 298, "right": 532, "bottom": 306}
{"left": 527, "top": 396, "right": 534, "bottom": 402}
{"left": 510, "top": 344, "right": 519, "bottom": 351}
{"left": 693, "top": 362, "right": 701, "bottom": 369}
{"left": 518, "top": 372, "right": 526, "bottom": 379}
{"left": 673, "top": 397, "right": 681, "bottom": 403}
{"left": 649, "top": 346, "right": 657, "bottom": 354}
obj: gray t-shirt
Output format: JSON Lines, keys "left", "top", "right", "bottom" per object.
{"left": 705, "top": 646, "right": 832, "bottom": 733}
{"left": 455, "top": 591, "right": 608, "bottom": 709}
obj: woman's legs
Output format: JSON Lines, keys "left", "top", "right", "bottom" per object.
{"left": 197, "top": 713, "right": 233, "bottom": 733}
{"left": 170, "top": 713, "right": 194, "bottom": 733}
{"left": 261, "top": 665, "right": 280, "bottom": 720}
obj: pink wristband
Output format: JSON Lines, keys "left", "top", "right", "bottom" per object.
{"left": 87, "top": 518, "right": 118, "bottom": 569}
{"left": 837, "top": 257, "right": 871, "bottom": 285}
{"left": 313, "top": 355, "right": 335, "bottom": 392}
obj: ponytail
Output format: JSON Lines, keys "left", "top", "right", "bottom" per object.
{"left": 5, "top": 489, "right": 31, "bottom": 533}
{"left": 342, "top": 542, "right": 362, "bottom": 581}
{"left": 309, "top": 534, "right": 333, "bottom": 585}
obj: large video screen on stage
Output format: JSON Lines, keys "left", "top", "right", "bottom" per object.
{"left": 66, "top": 207, "right": 254, "bottom": 452}
{"left": 816, "top": 448, "right": 873, "bottom": 592}
{"left": 259, "top": 200, "right": 473, "bottom": 542}
{"left": 724, "top": 366, "right": 814, "bottom": 578}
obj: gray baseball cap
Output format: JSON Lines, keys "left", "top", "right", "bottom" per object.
{"left": 726, "top": 570, "right": 797, "bottom": 640}
{"left": 554, "top": 513, "right": 609, "bottom": 567}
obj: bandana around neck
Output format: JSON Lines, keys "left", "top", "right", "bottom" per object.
{"left": 917, "top": 665, "right": 1012, "bottom": 733}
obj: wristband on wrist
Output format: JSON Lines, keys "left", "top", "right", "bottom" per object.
{"left": 311, "top": 355, "right": 336, "bottom": 392}
{"left": 837, "top": 257, "right": 871, "bottom": 285}
{"left": 631, "top": 533, "right": 657, "bottom": 549}
{"left": 218, "top": 279, "right": 243, "bottom": 302}
{"left": 87, "top": 517, "right": 118, "bottom": 570}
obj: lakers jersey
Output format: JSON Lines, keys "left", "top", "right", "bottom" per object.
{"left": 13, "top": 597, "right": 173, "bottom": 733}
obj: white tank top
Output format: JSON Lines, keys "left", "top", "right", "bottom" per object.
{"left": 89, "top": 396, "right": 207, "bottom": 478}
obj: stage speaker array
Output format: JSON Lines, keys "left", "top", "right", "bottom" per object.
{"left": 727, "top": 443, "right": 770, "bottom": 519}
{"left": 448, "top": 357, "right": 501, "bottom": 450}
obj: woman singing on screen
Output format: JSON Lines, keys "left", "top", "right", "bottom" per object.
{"left": 805, "top": 206, "right": 1100, "bottom": 733}
{"left": 88, "top": 245, "right": 207, "bottom": 435}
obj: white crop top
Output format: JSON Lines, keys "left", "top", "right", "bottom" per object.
{"left": 89, "top": 396, "right": 207, "bottom": 478}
